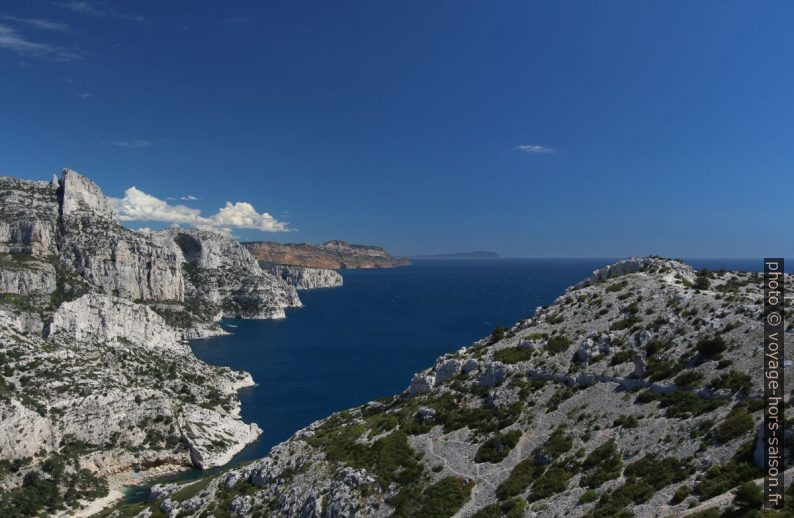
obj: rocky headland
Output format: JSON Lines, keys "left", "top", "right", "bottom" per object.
{"left": 244, "top": 240, "right": 410, "bottom": 270}
{"left": 0, "top": 170, "right": 342, "bottom": 516}
{"left": 105, "top": 257, "right": 792, "bottom": 518}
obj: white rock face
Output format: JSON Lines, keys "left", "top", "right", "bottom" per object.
{"left": 0, "top": 176, "right": 59, "bottom": 257}
{"left": 180, "top": 405, "right": 262, "bottom": 469}
{"left": 60, "top": 168, "right": 117, "bottom": 220}
{"left": 574, "top": 256, "right": 694, "bottom": 289}
{"left": 39, "top": 169, "right": 186, "bottom": 302}
{"left": 0, "top": 259, "right": 56, "bottom": 295}
{"left": 155, "top": 228, "right": 302, "bottom": 319}
{"left": 49, "top": 293, "right": 186, "bottom": 353}
{"left": 263, "top": 264, "right": 343, "bottom": 290}
{"left": 434, "top": 358, "right": 462, "bottom": 384}
{"left": 407, "top": 372, "right": 435, "bottom": 396}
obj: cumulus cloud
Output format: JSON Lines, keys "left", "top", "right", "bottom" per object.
{"left": 111, "top": 187, "right": 204, "bottom": 224}
{"left": 110, "top": 187, "right": 290, "bottom": 233}
{"left": 211, "top": 202, "right": 290, "bottom": 232}
{"left": 514, "top": 144, "right": 555, "bottom": 154}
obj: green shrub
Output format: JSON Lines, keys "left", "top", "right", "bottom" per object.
{"left": 579, "top": 489, "right": 599, "bottom": 504}
{"left": 606, "top": 281, "right": 628, "bottom": 292}
{"left": 609, "top": 350, "right": 633, "bottom": 366}
{"left": 609, "top": 316, "right": 642, "bottom": 331}
{"left": 623, "top": 454, "right": 691, "bottom": 490}
{"left": 496, "top": 458, "right": 545, "bottom": 500}
{"left": 695, "top": 442, "right": 761, "bottom": 500}
{"left": 489, "top": 327, "right": 509, "bottom": 344}
{"left": 696, "top": 335, "right": 726, "bottom": 357}
{"left": 671, "top": 484, "right": 691, "bottom": 504}
{"left": 613, "top": 415, "right": 638, "bottom": 428}
{"left": 586, "top": 479, "right": 654, "bottom": 517}
{"left": 473, "top": 498, "right": 527, "bottom": 518}
{"left": 733, "top": 481, "right": 763, "bottom": 510}
{"left": 655, "top": 391, "right": 726, "bottom": 418}
{"left": 493, "top": 347, "right": 533, "bottom": 364}
{"left": 674, "top": 370, "right": 704, "bottom": 388}
{"left": 528, "top": 464, "right": 574, "bottom": 502}
{"left": 547, "top": 335, "right": 572, "bottom": 354}
{"left": 709, "top": 370, "right": 752, "bottom": 396}
{"left": 416, "top": 477, "right": 474, "bottom": 518}
{"left": 474, "top": 430, "right": 522, "bottom": 464}
{"left": 580, "top": 439, "right": 622, "bottom": 489}
{"left": 716, "top": 407, "right": 754, "bottom": 443}
{"left": 694, "top": 270, "right": 712, "bottom": 290}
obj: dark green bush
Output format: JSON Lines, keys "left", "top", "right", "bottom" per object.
{"left": 528, "top": 464, "right": 574, "bottom": 502}
{"left": 624, "top": 454, "right": 691, "bottom": 490}
{"left": 493, "top": 347, "right": 533, "bottom": 364}
{"left": 474, "top": 430, "right": 522, "bottom": 464}
{"left": 709, "top": 370, "right": 752, "bottom": 396}
{"left": 696, "top": 335, "right": 727, "bottom": 357}
{"left": 547, "top": 335, "right": 572, "bottom": 354}
{"left": 416, "top": 477, "right": 474, "bottom": 518}
{"left": 674, "top": 370, "right": 704, "bottom": 388}
{"left": 496, "top": 458, "right": 545, "bottom": 500}
{"left": 716, "top": 407, "right": 754, "bottom": 443}
{"left": 580, "top": 439, "right": 622, "bottom": 489}
{"left": 473, "top": 498, "right": 527, "bottom": 518}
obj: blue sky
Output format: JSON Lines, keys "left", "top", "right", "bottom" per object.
{"left": 1, "top": 1, "right": 792, "bottom": 257}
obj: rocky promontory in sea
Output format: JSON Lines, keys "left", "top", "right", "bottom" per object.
{"left": 107, "top": 257, "right": 792, "bottom": 518}
{"left": 243, "top": 240, "right": 410, "bottom": 270}
{"left": 0, "top": 169, "right": 342, "bottom": 516}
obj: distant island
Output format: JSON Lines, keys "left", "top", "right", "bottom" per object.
{"left": 243, "top": 240, "right": 411, "bottom": 269}
{"left": 412, "top": 250, "right": 500, "bottom": 259}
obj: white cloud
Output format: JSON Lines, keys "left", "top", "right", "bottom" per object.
{"left": 55, "top": 2, "right": 144, "bottom": 22}
{"left": 3, "top": 16, "right": 73, "bottom": 33}
{"left": 55, "top": 1, "right": 106, "bottom": 17}
{"left": 111, "top": 187, "right": 204, "bottom": 224}
{"left": 103, "top": 139, "right": 154, "bottom": 148}
{"left": 180, "top": 195, "right": 198, "bottom": 201}
{"left": 514, "top": 144, "right": 555, "bottom": 154}
{"left": 0, "top": 22, "right": 80, "bottom": 60}
{"left": 77, "top": 92, "right": 92, "bottom": 100}
{"left": 110, "top": 187, "right": 290, "bottom": 233}
{"left": 210, "top": 202, "right": 290, "bottom": 232}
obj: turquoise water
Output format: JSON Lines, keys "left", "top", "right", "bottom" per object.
{"left": 122, "top": 257, "right": 762, "bottom": 501}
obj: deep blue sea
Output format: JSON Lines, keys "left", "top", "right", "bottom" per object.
{"left": 122, "top": 257, "right": 762, "bottom": 499}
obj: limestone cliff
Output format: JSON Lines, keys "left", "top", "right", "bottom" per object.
{"left": 0, "top": 169, "right": 327, "bottom": 516}
{"left": 262, "top": 264, "right": 343, "bottom": 290}
{"left": 120, "top": 257, "right": 793, "bottom": 518}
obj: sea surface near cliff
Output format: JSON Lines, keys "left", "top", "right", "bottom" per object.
{"left": 122, "top": 257, "right": 759, "bottom": 500}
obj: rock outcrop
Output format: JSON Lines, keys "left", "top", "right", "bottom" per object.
{"left": 119, "top": 258, "right": 792, "bottom": 518}
{"left": 244, "top": 239, "right": 410, "bottom": 269}
{"left": 263, "top": 264, "right": 343, "bottom": 290}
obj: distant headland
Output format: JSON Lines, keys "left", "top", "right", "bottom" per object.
{"left": 242, "top": 240, "right": 411, "bottom": 269}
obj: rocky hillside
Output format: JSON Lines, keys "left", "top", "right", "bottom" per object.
{"left": 109, "top": 257, "right": 792, "bottom": 518}
{"left": 0, "top": 170, "right": 340, "bottom": 517}
{"left": 244, "top": 240, "right": 410, "bottom": 270}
